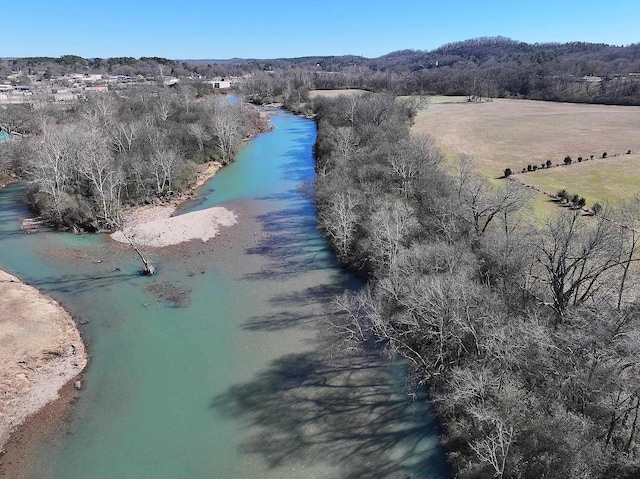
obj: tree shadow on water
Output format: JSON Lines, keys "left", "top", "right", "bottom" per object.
{"left": 242, "top": 279, "right": 356, "bottom": 332}
{"left": 27, "top": 270, "right": 139, "bottom": 296}
{"left": 211, "top": 349, "right": 450, "bottom": 478}
{"left": 244, "top": 203, "right": 339, "bottom": 281}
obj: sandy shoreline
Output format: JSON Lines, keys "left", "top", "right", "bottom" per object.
{"left": 110, "top": 161, "right": 240, "bottom": 248}
{"left": 0, "top": 270, "right": 87, "bottom": 454}
{"left": 0, "top": 160, "right": 227, "bottom": 467}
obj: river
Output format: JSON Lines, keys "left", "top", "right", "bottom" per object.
{"left": 0, "top": 109, "right": 449, "bottom": 478}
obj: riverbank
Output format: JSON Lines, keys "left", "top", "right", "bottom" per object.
{"left": 0, "top": 270, "right": 87, "bottom": 455}
{"left": 110, "top": 161, "right": 241, "bottom": 248}
{"left": 0, "top": 162, "right": 225, "bottom": 464}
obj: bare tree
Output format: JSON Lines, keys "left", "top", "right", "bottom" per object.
{"left": 25, "top": 126, "right": 80, "bottom": 220}
{"left": 176, "top": 84, "right": 196, "bottom": 113}
{"left": 530, "top": 210, "right": 627, "bottom": 323}
{"left": 111, "top": 120, "right": 139, "bottom": 154}
{"left": 455, "top": 156, "right": 530, "bottom": 234}
{"left": 470, "top": 416, "right": 514, "bottom": 479}
{"left": 318, "top": 189, "right": 360, "bottom": 262}
{"left": 77, "top": 128, "right": 124, "bottom": 226}
{"left": 389, "top": 135, "right": 442, "bottom": 199}
{"left": 187, "top": 122, "right": 211, "bottom": 153}
{"left": 153, "top": 90, "right": 175, "bottom": 122}
{"left": 147, "top": 147, "right": 182, "bottom": 195}
{"left": 207, "top": 97, "right": 245, "bottom": 163}
{"left": 82, "top": 93, "right": 117, "bottom": 130}
{"left": 364, "top": 197, "right": 418, "bottom": 271}
{"left": 613, "top": 197, "right": 640, "bottom": 309}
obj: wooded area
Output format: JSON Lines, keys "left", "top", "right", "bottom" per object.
{"left": 3, "top": 36, "right": 639, "bottom": 106}
{"left": 0, "top": 87, "right": 267, "bottom": 231}
{"left": 313, "top": 92, "right": 640, "bottom": 478}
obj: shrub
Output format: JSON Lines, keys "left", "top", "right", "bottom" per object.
{"left": 592, "top": 203, "right": 602, "bottom": 215}
{"left": 504, "top": 168, "right": 512, "bottom": 177}
{"left": 546, "top": 159, "right": 552, "bottom": 168}
{"left": 577, "top": 156, "right": 583, "bottom": 162}
{"left": 564, "top": 156, "right": 572, "bottom": 165}
{"left": 602, "top": 152, "right": 607, "bottom": 158}
{"left": 527, "top": 164, "right": 532, "bottom": 172}
{"left": 557, "top": 189, "right": 568, "bottom": 201}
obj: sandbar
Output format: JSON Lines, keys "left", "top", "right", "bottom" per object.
{"left": 0, "top": 270, "right": 87, "bottom": 453}
{"left": 110, "top": 206, "right": 238, "bottom": 248}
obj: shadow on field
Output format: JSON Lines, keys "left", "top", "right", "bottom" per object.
{"left": 211, "top": 349, "right": 449, "bottom": 478}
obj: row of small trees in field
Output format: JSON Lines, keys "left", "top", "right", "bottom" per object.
{"left": 556, "top": 188, "right": 587, "bottom": 208}
{"left": 313, "top": 92, "right": 640, "bottom": 478}
{"left": 507, "top": 149, "right": 633, "bottom": 177}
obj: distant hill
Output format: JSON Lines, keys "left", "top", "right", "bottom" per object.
{"left": 2, "top": 37, "right": 639, "bottom": 104}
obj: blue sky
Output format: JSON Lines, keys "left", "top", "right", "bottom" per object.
{"left": 2, "top": 0, "right": 639, "bottom": 59}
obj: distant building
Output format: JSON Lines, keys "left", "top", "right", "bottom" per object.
{"left": 210, "top": 79, "right": 231, "bottom": 89}
{"left": 163, "top": 77, "right": 179, "bottom": 86}
{"left": 83, "top": 74, "right": 104, "bottom": 82}
{"left": 54, "top": 92, "right": 76, "bottom": 102}
{"left": 85, "top": 85, "right": 109, "bottom": 93}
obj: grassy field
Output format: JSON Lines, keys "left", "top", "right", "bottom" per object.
{"left": 517, "top": 153, "right": 640, "bottom": 208}
{"left": 412, "top": 97, "right": 640, "bottom": 218}
{"left": 309, "top": 89, "right": 369, "bottom": 99}
{"left": 412, "top": 98, "right": 640, "bottom": 180}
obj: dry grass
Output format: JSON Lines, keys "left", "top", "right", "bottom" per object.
{"left": 412, "top": 98, "right": 640, "bottom": 180}
{"left": 309, "top": 89, "right": 369, "bottom": 99}
{"left": 515, "top": 153, "right": 640, "bottom": 208}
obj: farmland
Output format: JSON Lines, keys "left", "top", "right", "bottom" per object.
{"left": 412, "top": 98, "right": 640, "bottom": 181}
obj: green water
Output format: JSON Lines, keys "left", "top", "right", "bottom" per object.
{"left": 0, "top": 110, "right": 449, "bottom": 478}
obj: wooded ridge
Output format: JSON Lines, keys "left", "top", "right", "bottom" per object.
{"left": 2, "top": 37, "right": 640, "bottom": 105}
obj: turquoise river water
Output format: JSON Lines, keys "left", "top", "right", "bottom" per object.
{"left": 0, "top": 110, "right": 449, "bottom": 478}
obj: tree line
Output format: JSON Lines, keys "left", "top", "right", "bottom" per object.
{"left": 235, "top": 37, "right": 640, "bottom": 106}
{"left": 0, "top": 86, "right": 268, "bottom": 231}
{"left": 5, "top": 37, "right": 639, "bottom": 106}
{"left": 312, "top": 92, "right": 640, "bottom": 478}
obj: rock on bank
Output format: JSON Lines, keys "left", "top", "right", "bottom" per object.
{"left": 0, "top": 270, "right": 87, "bottom": 453}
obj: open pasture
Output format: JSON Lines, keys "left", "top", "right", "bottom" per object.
{"left": 412, "top": 98, "right": 640, "bottom": 180}
{"left": 516, "top": 153, "right": 640, "bottom": 208}
{"left": 309, "top": 89, "right": 369, "bottom": 99}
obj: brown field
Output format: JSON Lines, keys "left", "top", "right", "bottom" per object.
{"left": 412, "top": 98, "right": 640, "bottom": 180}
{"left": 309, "top": 89, "right": 369, "bottom": 99}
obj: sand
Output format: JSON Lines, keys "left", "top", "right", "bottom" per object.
{"left": 110, "top": 206, "right": 238, "bottom": 248}
{"left": 0, "top": 270, "right": 87, "bottom": 454}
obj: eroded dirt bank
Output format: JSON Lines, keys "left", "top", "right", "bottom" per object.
{"left": 0, "top": 270, "right": 87, "bottom": 453}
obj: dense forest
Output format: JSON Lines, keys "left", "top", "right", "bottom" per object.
{"left": 0, "top": 87, "right": 268, "bottom": 231}
{"left": 312, "top": 92, "right": 640, "bottom": 478}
